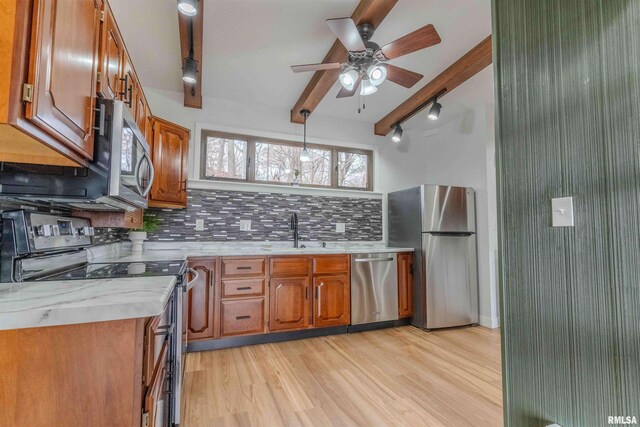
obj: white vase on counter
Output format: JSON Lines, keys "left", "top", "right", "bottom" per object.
{"left": 128, "top": 231, "right": 147, "bottom": 253}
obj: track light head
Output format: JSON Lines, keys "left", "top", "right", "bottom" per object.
{"left": 391, "top": 124, "right": 403, "bottom": 143}
{"left": 182, "top": 57, "right": 198, "bottom": 84}
{"left": 427, "top": 101, "right": 442, "bottom": 121}
{"left": 177, "top": 0, "right": 198, "bottom": 16}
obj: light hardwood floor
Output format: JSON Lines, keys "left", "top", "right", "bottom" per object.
{"left": 181, "top": 326, "right": 503, "bottom": 427}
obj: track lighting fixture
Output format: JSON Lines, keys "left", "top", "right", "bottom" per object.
{"left": 300, "top": 109, "right": 311, "bottom": 162}
{"left": 391, "top": 124, "right": 403, "bottom": 143}
{"left": 427, "top": 99, "right": 442, "bottom": 121}
{"left": 177, "top": 0, "right": 198, "bottom": 16}
{"left": 182, "top": 57, "right": 198, "bottom": 84}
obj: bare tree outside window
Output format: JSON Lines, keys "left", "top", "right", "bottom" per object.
{"left": 205, "top": 137, "right": 247, "bottom": 179}
{"left": 338, "top": 151, "right": 368, "bottom": 188}
{"left": 200, "top": 130, "right": 372, "bottom": 190}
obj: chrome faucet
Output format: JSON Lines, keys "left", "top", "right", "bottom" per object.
{"left": 289, "top": 212, "right": 299, "bottom": 248}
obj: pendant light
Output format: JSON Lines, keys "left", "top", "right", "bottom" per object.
{"left": 391, "top": 124, "right": 403, "bottom": 143}
{"left": 177, "top": 0, "right": 198, "bottom": 16}
{"left": 300, "top": 109, "right": 311, "bottom": 162}
{"left": 182, "top": 57, "right": 197, "bottom": 84}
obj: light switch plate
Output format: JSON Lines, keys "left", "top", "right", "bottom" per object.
{"left": 240, "top": 219, "right": 251, "bottom": 231}
{"left": 335, "top": 223, "right": 346, "bottom": 233}
{"left": 195, "top": 219, "right": 204, "bottom": 231}
{"left": 552, "top": 197, "right": 574, "bottom": 227}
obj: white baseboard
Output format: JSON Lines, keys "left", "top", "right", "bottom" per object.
{"left": 479, "top": 315, "right": 500, "bottom": 329}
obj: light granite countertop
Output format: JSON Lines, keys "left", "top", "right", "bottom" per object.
{"left": 0, "top": 276, "right": 176, "bottom": 331}
{"left": 0, "top": 241, "right": 413, "bottom": 331}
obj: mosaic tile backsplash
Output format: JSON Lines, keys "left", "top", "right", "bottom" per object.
{"left": 145, "top": 189, "right": 383, "bottom": 242}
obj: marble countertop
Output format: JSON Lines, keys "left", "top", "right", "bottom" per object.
{"left": 0, "top": 276, "right": 176, "bottom": 331}
{"left": 0, "top": 241, "right": 413, "bottom": 331}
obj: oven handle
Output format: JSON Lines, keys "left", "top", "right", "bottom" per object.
{"left": 185, "top": 267, "right": 199, "bottom": 291}
{"left": 141, "top": 150, "right": 155, "bottom": 198}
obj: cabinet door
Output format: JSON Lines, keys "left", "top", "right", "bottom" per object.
{"left": 121, "top": 53, "right": 138, "bottom": 118}
{"left": 313, "top": 274, "right": 350, "bottom": 327}
{"left": 220, "top": 298, "right": 265, "bottom": 337}
{"left": 149, "top": 118, "right": 190, "bottom": 207}
{"left": 397, "top": 253, "right": 413, "bottom": 318}
{"left": 26, "top": 0, "right": 102, "bottom": 161}
{"left": 269, "top": 277, "right": 310, "bottom": 331}
{"left": 144, "top": 341, "right": 169, "bottom": 427}
{"left": 136, "top": 92, "right": 149, "bottom": 139}
{"left": 187, "top": 258, "right": 216, "bottom": 341}
{"left": 97, "top": 2, "right": 123, "bottom": 99}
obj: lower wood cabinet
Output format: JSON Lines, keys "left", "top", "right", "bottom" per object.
{"left": 144, "top": 341, "right": 169, "bottom": 427}
{"left": 220, "top": 298, "right": 265, "bottom": 337}
{"left": 269, "top": 277, "right": 310, "bottom": 331}
{"left": 314, "top": 274, "right": 350, "bottom": 327}
{"left": 186, "top": 258, "right": 216, "bottom": 341}
{"left": 397, "top": 252, "right": 414, "bottom": 319}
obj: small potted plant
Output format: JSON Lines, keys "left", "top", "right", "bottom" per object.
{"left": 292, "top": 169, "right": 301, "bottom": 186}
{"left": 129, "top": 213, "right": 160, "bottom": 253}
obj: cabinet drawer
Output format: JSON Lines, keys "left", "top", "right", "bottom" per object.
{"left": 222, "top": 278, "right": 265, "bottom": 298}
{"left": 312, "top": 255, "right": 349, "bottom": 274}
{"left": 220, "top": 298, "right": 265, "bottom": 337}
{"left": 222, "top": 258, "right": 266, "bottom": 277}
{"left": 143, "top": 300, "right": 171, "bottom": 386}
{"left": 269, "top": 256, "right": 309, "bottom": 276}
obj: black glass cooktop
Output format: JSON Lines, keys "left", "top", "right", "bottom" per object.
{"left": 38, "top": 260, "right": 186, "bottom": 281}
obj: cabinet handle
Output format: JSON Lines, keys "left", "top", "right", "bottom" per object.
{"left": 126, "top": 84, "right": 133, "bottom": 108}
{"left": 236, "top": 315, "right": 251, "bottom": 320}
{"left": 316, "top": 287, "right": 319, "bottom": 299}
{"left": 237, "top": 286, "right": 252, "bottom": 290}
{"left": 305, "top": 287, "right": 308, "bottom": 299}
{"left": 182, "top": 179, "right": 187, "bottom": 191}
{"left": 236, "top": 266, "right": 252, "bottom": 270}
{"left": 119, "top": 75, "right": 129, "bottom": 99}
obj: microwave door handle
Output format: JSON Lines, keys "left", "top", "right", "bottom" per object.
{"left": 141, "top": 151, "right": 155, "bottom": 198}
{"left": 133, "top": 154, "right": 145, "bottom": 196}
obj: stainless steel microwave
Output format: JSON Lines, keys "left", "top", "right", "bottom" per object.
{"left": 0, "top": 99, "right": 154, "bottom": 211}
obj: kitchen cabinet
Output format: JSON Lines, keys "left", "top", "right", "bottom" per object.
{"left": 313, "top": 274, "right": 350, "bottom": 327}
{"left": 144, "top": 341, "right": 169, "bottom": 427}
{"left": 97, "top": 1, "right": 124, "bottom": 100}
{"left": 269, "top": 277, "right": 310, "bottom": 331}
{"left": 149, "top": 117, "right": 190, "bottom": 208}
{"left": 397, "top": 252, "right": 413, "bottom": 318}
{"left": 121, "top": 52, "right": 138, "bottom": 118}
{"left": 186, "top": 258, "right": 216, "bottom": 341}
{"left": 0, "top": 0, "right": 102, "bottom": 167}
{"left": 220, "top": 298, "right": 265, "bottom": 337}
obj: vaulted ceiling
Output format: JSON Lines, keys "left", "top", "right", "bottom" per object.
{"left": 109, "top": 0, "right": 492, "bottom": 125}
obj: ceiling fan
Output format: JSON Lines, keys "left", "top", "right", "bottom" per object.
{"left": 291, "top": 17, "right": 441, "bottom": 98}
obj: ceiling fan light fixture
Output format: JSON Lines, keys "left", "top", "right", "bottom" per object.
{"left": 391, "top": 124, "right": 403, "bottom": 143}
{"left": 427, "top": 101, "right": 442, "bottom": 120}
{"left": 367, "top": 64, "right": 387, "bottom": 86}
{"left": 182, "top": 57, "right": 198, "bottom": 84}
{"left": 360, "top": 81, "right": 378, "bottom": 96}
{"left": 339, "top": 69, "right": 359, "bottom": 91}
{"left": 177, "top": 0, "right": 198, "bottom": 16}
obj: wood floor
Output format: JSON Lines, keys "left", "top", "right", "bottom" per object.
{"left": 181, "top": 326, "right": 503, "bottom": 427}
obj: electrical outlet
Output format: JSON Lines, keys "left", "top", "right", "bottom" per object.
{"left": 335, "top": 223, "right": 346, "bottom": 233}
{"left": 195, "top": 219, "right": 204, "bottom": 231}
{"left": 551, "top": 197, "right": 574, "bottom": 227}
{"left": 240, "top": 219, "right": 251, "bottom": 231}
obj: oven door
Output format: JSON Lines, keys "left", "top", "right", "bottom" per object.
{"left": 109, "top": 100, "right": 154, "bottom": 209}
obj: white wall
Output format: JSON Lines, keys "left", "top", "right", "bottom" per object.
{"left": 145, "top": 79, "right": 499, "bottom": 328}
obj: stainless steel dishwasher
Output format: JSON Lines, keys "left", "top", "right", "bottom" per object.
{"left": 350, "top": 253, "right": 399, "bottom": 325}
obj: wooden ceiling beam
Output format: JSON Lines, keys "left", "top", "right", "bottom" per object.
{"left": 374, "top": 35, "right": 493, "bottom": 136}
{"left": 178, "top": 1, "right": 204, "bottom": 109}
{"left": 290, "top": 0, "right": 398, "bottom": 124}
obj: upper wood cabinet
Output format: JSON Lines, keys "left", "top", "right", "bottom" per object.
{"left": 186, "top": 258, "right": 216, "bottom": 341}
{"left": 313, "top": 274, "right": 350, "bottom": 327}
{"left": 97, "top": 1, "right": 123, "bottom": 100}
{"left": 149, "top": 117, "right": 190, "bottom": 208}
{"left": 269, "top": 277, "right": 310, "bottom": 331}
{"left": 397, "top": 253, "right": 414, "bottom": 318}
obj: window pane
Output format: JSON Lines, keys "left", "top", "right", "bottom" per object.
{"left": 338, "top": 151, "right": 369, "bottom": 188}
{"left": 255, "top": 142, "right": 331, "bottom": 186}
{"left": 205, "top": 137, "right": 247, "bottom": 179}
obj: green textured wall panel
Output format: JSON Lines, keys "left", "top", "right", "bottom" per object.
{"left": 493, "top": 0, "right": 640, "bottom": 426}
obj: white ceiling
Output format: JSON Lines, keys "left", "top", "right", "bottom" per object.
{"left": 109, "top": 0, "right": 492, "bottom": 125}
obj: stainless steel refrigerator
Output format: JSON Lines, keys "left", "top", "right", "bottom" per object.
{"left": 388, "top": 185, "right": 479, "bottom": 329}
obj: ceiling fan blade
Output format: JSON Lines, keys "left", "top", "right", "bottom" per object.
{"left": 336, "top": 76, "right": 362, "bottom": 98}
{"left": 385, "top": 64, "right": 423, "bottom": 88}
{"left": 380, "top": 24, "right": 441, "bottom": 60}
{"left": 326, "top": 18, "right": 366, "bottom": 53}
{"left": 291, "top": 62, "right": 343, "bottom": 73}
